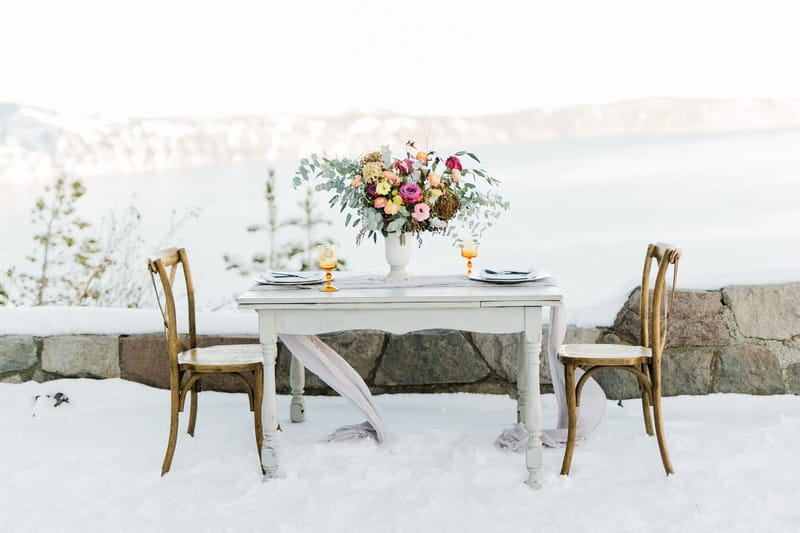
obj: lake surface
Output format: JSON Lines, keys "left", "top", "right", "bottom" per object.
{"left": 3, "top": 129, "right": 799, "bottom": 324}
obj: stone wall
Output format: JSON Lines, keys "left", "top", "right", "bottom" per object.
{"left": 2, "top": 283, "right": 799, "bottom": 397}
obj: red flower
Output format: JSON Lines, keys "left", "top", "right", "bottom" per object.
{"left": 445, "top": 156, "right": 462, "bottom": 171}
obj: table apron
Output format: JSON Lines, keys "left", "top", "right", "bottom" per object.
{"left": 261, "top": 306, "right": 534, "bottom": 335}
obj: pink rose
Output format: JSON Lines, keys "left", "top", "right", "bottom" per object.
{"left": 399, "top": 182, "right": 423, "bottom": 203}
{"left": 445, "top": 156, "right": 462, "bottom": 171}
{"left": 427, "top": 172, "right": 440, "bottom": 187}
{"left": 451, "top": 168, "right": 461, "bottom": 183}
{"left": 393, "top": 158, "right": 415, "bottom": 175}
{"left": 383, "top": 170, "right": 401, "bottom": 184}
{"left": 384, "top": 202, "right": 399, "bottom": 215}
{"left": 374, "top": 197, "right": 387, "bottom": 208}
{"left": 412, "top": 202, "right": 430, "bottom": 222}
{"left": 351, "top": 174, "right": 362, "bottom": 187}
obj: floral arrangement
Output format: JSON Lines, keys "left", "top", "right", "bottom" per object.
{"left": 294, "top": 141, "right": 508, "bottom": 244}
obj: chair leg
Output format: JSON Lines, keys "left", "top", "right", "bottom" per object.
{"left": 161, "top": 387, "right": 181, "bottom": 476}
{"left": 560, "top": 363, "right": 578, "bottom": 476}
{"left": 253, "top": 366, "right": 265, "bottom": 475}
{"left": 187, "top": 380, "right": 199, "bottom": 437}
{"left": 639, "top": 367, "right": 654, "bottom": 436}
{"left": 652, "top": 386, "right": 674, "bottom": 475}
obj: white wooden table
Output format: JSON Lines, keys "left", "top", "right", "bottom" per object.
{"left": 237, "top": 276, "right": 562, "bottom": 488}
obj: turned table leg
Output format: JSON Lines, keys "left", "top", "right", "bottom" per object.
{"left": 517, "top": 332, "right": 529, "bottom": 424}
{"left": 523, "top": 307, "right": 544, "bottom": 489}
{"left": 259, "top": 312, "right": 280, "bottom": 480}
{"left": 289, "top": 355, "right": 306, "bottom": 423}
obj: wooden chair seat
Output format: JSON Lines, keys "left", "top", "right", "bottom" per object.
{"left": 558, "top": 344, "right": 652, "bottom": 366}
{"left": 179, "top": 344, "right": 263, "bottom": 372}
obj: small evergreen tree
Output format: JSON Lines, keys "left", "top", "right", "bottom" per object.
{"left": 284, "top": 186, "right": 346, "bottom": 270}
{"left": 225, "top": 167, "right": 345, "bottom": 275}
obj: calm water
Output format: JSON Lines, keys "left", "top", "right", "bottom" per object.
{"left": 3, "top": 129, "right": 800, "bottom": 324}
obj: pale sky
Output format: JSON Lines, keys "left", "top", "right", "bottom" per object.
{"left": 2, "top": 0, "right": 799, "bottom": 117}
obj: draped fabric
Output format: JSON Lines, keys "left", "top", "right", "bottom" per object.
{"left": 540, "top": 304, "right": 606, "bottom": 448}
{"left": 279, "top": 334, "right": 385, "bottom": 443}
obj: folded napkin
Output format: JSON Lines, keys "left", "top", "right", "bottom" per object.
{"left": 256, "top": 271, "right": 324, "bottom": 284}
{"left": 480, "top": 267, "right": 541, "bottom": 282}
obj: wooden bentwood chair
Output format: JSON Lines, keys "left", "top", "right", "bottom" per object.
{"left": 557, "top": 243, "right": 681, "bottom": 476}
{"left": 148, "top": 247, "right": 264, "bottom": 476}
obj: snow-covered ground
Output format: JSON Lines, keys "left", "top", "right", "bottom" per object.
{"left": 1, "top": 379, "right": 798, "bottom": 533}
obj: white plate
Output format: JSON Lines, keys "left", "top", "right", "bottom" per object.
{"left": 255, "top": 271, "right": 326, "bottom": 285}
{"left": 468, "top": 270, "right": 549, "bottom": 284}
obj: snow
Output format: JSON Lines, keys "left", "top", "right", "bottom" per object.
{"left": 1, "top": 378, "right": 798, "bottom": 532}
{"left": 0, "top": 306, "right": 256, "bottom": 336}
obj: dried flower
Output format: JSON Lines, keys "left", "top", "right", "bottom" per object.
{"left": 360, "top": 151, "right": 383, "bottom": 167}
{"left": 434, "top": 188, "right": 460, "bottom": 221}
{"left": 362, "top": 161, "right": 383, "bottom": 182}
{"left": 393, "top": 158, "right": 415, "bottom": 175}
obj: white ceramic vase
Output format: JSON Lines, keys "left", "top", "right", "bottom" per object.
{"left": 384, "top": 232, "right": 413, "bottom": 281}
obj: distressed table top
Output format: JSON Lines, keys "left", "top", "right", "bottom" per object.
{"left": 237, "top": 274, "right": 563, "bottom": 308}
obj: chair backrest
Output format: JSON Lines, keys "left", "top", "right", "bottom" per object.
{"left": 639, "top": 243, "right": 681, "bottom": 367}
{"left": 147, "top": 247, "right": 197, "bottom": 375}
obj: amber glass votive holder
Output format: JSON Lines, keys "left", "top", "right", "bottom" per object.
{"left": 317, "top": 244, "right": 338, "bottom": 292}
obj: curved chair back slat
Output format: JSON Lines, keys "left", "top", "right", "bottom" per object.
{"left": 639, "top": 243, "right": 681, "bottom": 365}
{"left": 147, "top": 247, "right": 198, "bottom": 376}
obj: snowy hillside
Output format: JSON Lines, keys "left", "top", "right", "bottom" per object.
{"left": 2, "top": 98, "right": 800, "bottom": 183}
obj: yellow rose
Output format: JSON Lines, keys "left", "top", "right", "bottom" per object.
{"left": 415, "top": 151, "right": 429, "bottom": 165}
